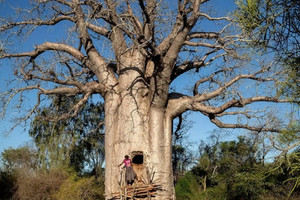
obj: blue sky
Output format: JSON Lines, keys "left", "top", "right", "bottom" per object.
{"left": 0, "top": 0, "right": 241, "bottom": 155}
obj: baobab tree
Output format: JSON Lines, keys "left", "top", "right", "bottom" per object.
{"left": 0, "top": 0, "right": 297, "bottom": 199}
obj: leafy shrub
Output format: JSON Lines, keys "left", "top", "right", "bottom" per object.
{"left": 175, "top": 172, "right": 202, "bottom": 200}
{"left": 226, "top": 172, "right": 265, "bottom": 200}
{"left": 54, "top": 174, "right": 105, "bottom": 200}
{"left": 200, "top": 184, "right": 227, "bottom": 200}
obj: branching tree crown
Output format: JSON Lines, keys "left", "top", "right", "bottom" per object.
{"left": 0, "top": 0, "right": 295, "bottom": 131}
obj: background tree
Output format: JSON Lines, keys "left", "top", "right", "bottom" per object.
{"left": 0, "top": 0, "right": 298, "bottom": 198}
{"left": 0, "top": 146, "right": 67, "bottom": 200}
{"left": 0, "top": 147, "right": 33, "bottom": 200}
{"left": 176, "top": 134, "right": 272, "bottom": 200}
{"left": 236, "top": 0, "right": 300, "bottom": 100}
{"left": 29, "top": 95, "right": 105, "bottom": 175}
{"left": 236, "top": 0, "right": 299, "bottom": 54}
{"left": 0, "top": 146, "right": 105, "bottom": 200}
{"left": 175, "top": 125, "right": 300, "bottom": 200}
{"left": 1, "top": 146, "right": 37, "bottom": 171}
{"left": 192, "top": 131, "right": 222, "bottom": 192}
{"left": 172, "top": 114, "right": 194, "bottom": 184}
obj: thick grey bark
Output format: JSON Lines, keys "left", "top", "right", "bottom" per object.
{"left": 105, "top": 101, "right": 174, "bottom": 199}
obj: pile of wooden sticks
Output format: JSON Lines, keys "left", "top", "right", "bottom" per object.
{"left": 111, "top": 184, "right": 162, "bottom": 199}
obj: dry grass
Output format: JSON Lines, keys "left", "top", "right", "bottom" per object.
{"left": 13, "top": 168, "right": 68, "bottom": 200}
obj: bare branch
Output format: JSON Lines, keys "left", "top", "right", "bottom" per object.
{"left": 193, "top": 69, "right": 227, "bottom": 95}
{"left": 194, "top": 67, "right": 276, "bottom": 102}
{"left": 126, "top": 0, "right": 143, "bottom": 38}
{"left": 171, "top": 50, "right": 225, "bottom": 80}
{"left": 194, "top": 96, "right": 292, "bottom": 115}
{"left": 197, "top": 12, "right": 230, "bottom": 21}
{"left": 86, "top": 23, "right": 110, "bottom": 37}
{"left": 138, "top": 0, "right": 156, "bottom": 42}
{"left": 71, "top": 0, "right": 117, "bottom": 90}
{"left": 173, "top": 114, "right": 183, "bottom": 138}
{"left": 156, "top": 0, "right": 192, "bottom": 55}
{"left": 102, "top": 0, "right": 128, "bottom": 58}
{"left": 0, "top": 16, "right": 74, "bottom": 32}
{"left": 209, "top": 117, "right": 280, "bottom": 132}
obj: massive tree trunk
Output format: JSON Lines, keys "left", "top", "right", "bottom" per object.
{"left": 105, "top": 103, "right": 174, "bottom": 199}
{"left": 104, "top": 50, "right": 174, "bottom": 199}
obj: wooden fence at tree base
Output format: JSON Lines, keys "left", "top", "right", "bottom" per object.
{"left": 110, "top": 184, "right": 162, "bottom": 199}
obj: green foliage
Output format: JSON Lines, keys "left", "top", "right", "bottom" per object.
{"left": 175, "top": 172, "right": 228, "bottom": 200}
{"left": 175, "top": 172, "right": 203, "bottom": 200}
{"left": 178, "top": 136, "right": 267, "bottom": 200}
{"left": 235, "top": 0, "right": 299, "bottom": 54}
{"left": 54, "top": 173, "right": 105, "bottom": 200}
{"left": 227, "top": 172, "right": 265, "bottom": 200}
{"left": 279, "top": 121, "right": 300, "bottom": 145}
{"left": 200, "top": 185, "right": 227, "bottom": 200}
{"left": 29, "top": 95, "right": 105, "bottom": 173}
{"left": 0, "top": 95, "right": 106, "bottom": 199}
{"left": 0, "top": 145, "right": 106, "bottom": 200}
{"left": 235, "top": 0, "right": 300, "bottom": 101}
{"left": 235, "top": 0, "right": 262, "bottom": 34}
{"left": 1, "top": 146, "right": 37, "bottom": 170}
{"left": 175, "top": 132, "right": 300, "bottom": 199}
{"left": 216, "top": 138, "right": 266, "bottom": 200}
{"left": 277, "top": 57, "right": 300, "bottom": 101}
{"left": 265, "top": 151, "right": 300, "bottom": 198}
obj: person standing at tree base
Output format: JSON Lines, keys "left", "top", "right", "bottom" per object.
{"left": 118, "top": 155, "right": 136, "bottom": 186}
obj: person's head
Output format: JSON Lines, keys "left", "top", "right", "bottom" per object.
{"left": 125, "top": 155, "right": 129, "bottom": 159}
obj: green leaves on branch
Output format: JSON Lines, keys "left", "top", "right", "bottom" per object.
{"left": 278, "top": 121, "right": 300, "bottom": 145}
{"left": 235, "top": 0, "right": 262, "bottom": 35}
{"left": 236, "top": 0, "right": 300, "bottom": 102}
{"left": 235, "top": 0, "right": 299, "bottom": 55}
{"left": 276, "top": 57, "right": 300, "bottom": 101}
{"left": 267, "top": 151, "right": 300, "bottom": 198}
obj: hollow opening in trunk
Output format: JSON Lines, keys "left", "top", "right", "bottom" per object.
{"left": 132, "top": 151, "right": 143, "bottom": 164}
{"left": 131, "top": 151, "right": 144, "bottom": 184}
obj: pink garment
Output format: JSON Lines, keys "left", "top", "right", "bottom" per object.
{"left": 123, "top": 159, "right": 132, "bottom": 167}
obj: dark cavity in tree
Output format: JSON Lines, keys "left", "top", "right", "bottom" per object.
{"left": 132, "top": 152, "right": 143, "bottom": 165}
